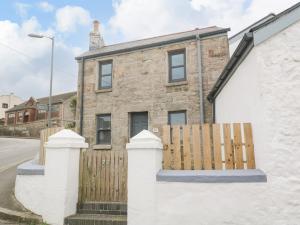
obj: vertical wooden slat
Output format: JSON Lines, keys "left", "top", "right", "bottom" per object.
{"left": 100, "top": 151, "right": 106, "bottom": 201}
{"left": 114, "top": 151, "right": 120, "bottom": 201}
{"left": 78, "top": 149, "right": 84, "bottom": 203}
{"left": 244, "top": 123, "right": 256, "bottom": 169}
{"left": 119, "top": 151, "right": 126, "bottom": 201}
{"left": 162, "top": 125, "right": 171, "bottom": 169}
{"left": 183, "top": 125, "right": 192, "bottom": 170}
{"left": 105, "top": 151, "right": 110, "bottom": 201}
{"left": 212, "top": 124, "right": 222, "bottom": 170}
{"left": 95, "top": 151, "right": 101, "bottom": 201}
{"left": 192, "top": 124, "right": 202, "bottom": 170}
{"left": 86, "top": 150, "right": 91, "bottom": 201}
{"left": 233, "top": 123, "right": 244, "bottom": 169}
{"left": 124, "top": 151, "right": 128, "bottom": 201}
{"left": 109, "top": 151, "right": 115, "bottom": 201}
{"left": 202, "top": 124, "right": 212, "bottom": 170}
{"left": 172, "top": 126, "right": 181, "bottom": 170}
{"left": 223, "top": 124, "right": 234, "bottom": 169}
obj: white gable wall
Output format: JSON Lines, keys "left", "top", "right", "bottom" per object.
{"left": 215, "top": 19, "right": 300, "bottom": 223}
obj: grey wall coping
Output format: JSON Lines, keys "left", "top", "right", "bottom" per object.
{"left": 157, "top": 169, "right": 267, "bottom": 183}
{"left": 17, "top": 160, "right": 44, "bottom": 175}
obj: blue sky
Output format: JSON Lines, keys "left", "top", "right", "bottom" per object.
{"left": 0, "top": 0, "right": 298, "bottom": 99}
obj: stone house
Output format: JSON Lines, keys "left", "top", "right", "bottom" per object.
{"left": 0, "top": 93, "right": 23, "bottom": 121}
{"left": 5, "top": 91, "right": 76, "bottom": 127}
{"left": 76, "top": 21, "right": 230, "bottom": 151}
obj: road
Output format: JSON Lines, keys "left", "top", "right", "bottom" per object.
{"left": 0, "top": 138, "right": 39, "bottom": 211}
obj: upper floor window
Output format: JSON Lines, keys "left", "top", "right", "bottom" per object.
{"left": 99, "top": 61, "right": 112, "bottom": 89}
{"left": 96, "top": 114, "right": 111, "bottom": 145}
{"left": 2, "top": 103, "right": 8, "bottom": 108}
{"left": 168, "top": 49, "right": 186, "bottom": 82}
{"left": 168, "top": 110, "right": 187, "bottom": 125}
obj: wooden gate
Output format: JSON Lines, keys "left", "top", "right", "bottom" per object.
{"left": 79, "top": 150, "right": 128, "bottom": 203}
{"left": 39, "top": 127, "right": 64, "bottom": 165}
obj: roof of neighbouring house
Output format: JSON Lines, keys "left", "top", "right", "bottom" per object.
{"left": 6, "top": 91, "right": 76, "bottom": 113}
{"left": 76, "top": 26, "right": 230, "bottom": 60}
{"left": 229, "top": 13, "right": 276, "bottom": 43}
{"left": 207, "top": 2, "right": 300, "bottom": 103}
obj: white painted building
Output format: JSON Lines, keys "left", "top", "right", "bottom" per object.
{"left": 206, "top": 3, "right": 300, "bottom": 224}
{"left": 0, "top": 93, "right": 23, "bottom": 119}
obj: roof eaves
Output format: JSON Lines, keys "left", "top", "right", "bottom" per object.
{"left": 207, "top": 32, "right": 254, "bottom": 103}
{"left": 75, "top": 28, "right": 230, "bottom": 60}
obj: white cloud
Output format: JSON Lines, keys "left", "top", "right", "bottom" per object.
{"left": 55, "top": 5, "right": 91, "bottom": 33}
{"left": 15, "top": 2, "right": 31, "bottom": 18}
{"left": 108, "top": 0, "right": 299, "bottom": 42}
{"left": 0, "top": 17, "right": 78, "bottom": 99}
{"left": 37, "top": 1, "right": 55, "bottom": 12}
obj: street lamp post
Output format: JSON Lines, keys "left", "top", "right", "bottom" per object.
{"left": 28, "top": 33, "right": 54, "bottom": 128}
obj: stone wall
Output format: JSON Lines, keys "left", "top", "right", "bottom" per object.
{"left": 76, "top": 33, "right": 229, "bottom": 150}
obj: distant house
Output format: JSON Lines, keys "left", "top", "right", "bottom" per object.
{"left": 5, "top": 92, "right": 76, "bottom": 127}
{"left": 0, "top": 93, "right": 23, "bottom": 121}
{"left": 208, "top": 3, "right": 300, "bottom": 171}
{"left": 75, "top": 21, "right": 230, "bottom": 151}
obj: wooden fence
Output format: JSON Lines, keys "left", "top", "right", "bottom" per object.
{"left": 162, "top": 123, "right": 256, "bottom": 170}
{"left": 39, "top": 127, "right": 63, "bottom": 165}
{"left": 79, "top": 150, "right": 128, "bottom": 203}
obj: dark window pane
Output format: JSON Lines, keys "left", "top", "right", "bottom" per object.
{"left": 101, "top": 63, "right": 112, "bottom": 75}
{"left": 97, "top": 130, "right": 111, "bottom": 144}
{"left": 171, "top": 67, "right": 185, "bottom": 80}
{"left": 169, "top": 111, "right": 186, "bottom": 125}
{"left": 101, "top": 75, "right": 112, "bottom": 88}
{"left": 97, "top": 115, "right": 111, "bottom": 129}
{"left": 171, "top": 53, "right": 184, "bottom": 67}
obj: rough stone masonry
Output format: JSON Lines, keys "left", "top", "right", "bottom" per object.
{"left": 76, "top": 21, "right": 230, "bottom": 151}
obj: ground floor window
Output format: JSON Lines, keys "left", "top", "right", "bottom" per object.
{"left": 96, "top": 114, "right": 111, "bottom": 145}
{"left": 130, "top": 112, "right": 148, "bottom": 137}
{"left": 168, "top": 110, "right": 187, "bottom": 125}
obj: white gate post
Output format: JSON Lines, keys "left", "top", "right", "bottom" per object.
{"left": 126, "top": 130, "right": 163, "bottom": 225}
{"left": 43, "top": 129, "right": 88, "bottom": 225}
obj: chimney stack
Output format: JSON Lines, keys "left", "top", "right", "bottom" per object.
{"left": 89, "top": 20, "right": 104, "bottom": 51}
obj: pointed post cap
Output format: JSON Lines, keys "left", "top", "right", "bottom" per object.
{"left": 45, "top": 129, "right": 89, "bottom": 149}
{"left": 126, "top": 130, "right": 162, "bottom": 150}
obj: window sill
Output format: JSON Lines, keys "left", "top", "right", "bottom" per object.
{"left": 165, "top": 81, "right": 188, "bottom": 87}
{"left": 156, "top": 169, "right": 267, "bottom": 183}
{"left": 93, "top": 144, "right": 112, "bottom": 150}
{"left": 95, "top": 88, "right": 112, "bottom": 93}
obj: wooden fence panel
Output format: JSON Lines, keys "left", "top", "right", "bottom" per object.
{"left": 172, "top": 126, "right": 182, "bottom": 170}
{"left": 244, "top": 123, "right": 256, "bottom": 169}
{"left": 202, "top": 124, "right": 212, "bottom": 170}
{"left": 212, "top": 124, "right": 222, "bottom": 170}
{"left": 183, "top": 125, "right": 192, "bottom": 170}
{"left": 223, "top": 124, "right": 234, "bottom": 169}
{"left": 233, "top": 123, "right": 244, "bottom": 169}
{"left": 79, "top": 150, "right": 128, "bottom": 203}
{"left": 162, "top": 123, "right": 256, "bottom": 171}
{"left": 162, "top": 125, "right": 171, "bottom": 169}
{"left": 192, "top": 124, "right": 202, "bottom": 170}
{"left": 39, "top": 127, "right": 63, "bottom": 165}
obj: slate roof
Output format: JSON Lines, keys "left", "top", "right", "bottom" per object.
{"left": 76, "top": 26, "right": 230, "bottom": 60}
{"left": 6, "top": 91, "right": 76, "bottom": 112}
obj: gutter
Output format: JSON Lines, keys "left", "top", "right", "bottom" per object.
{"left": 75, "top": 28, "right": 230, "bottom": 61}
{"left": 79, "top": 58, "right": 85, "bottom": 135}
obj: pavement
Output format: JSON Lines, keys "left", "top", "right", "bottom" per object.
{"left": 0, "top": 137, "right": 40, "bottom": 224}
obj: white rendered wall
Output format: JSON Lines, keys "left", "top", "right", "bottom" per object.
{"left": 15, "top": 174, "right": 45, "bottom": 216}
{"left": 214, "top": 20, "right": 300, "bottom": 224}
